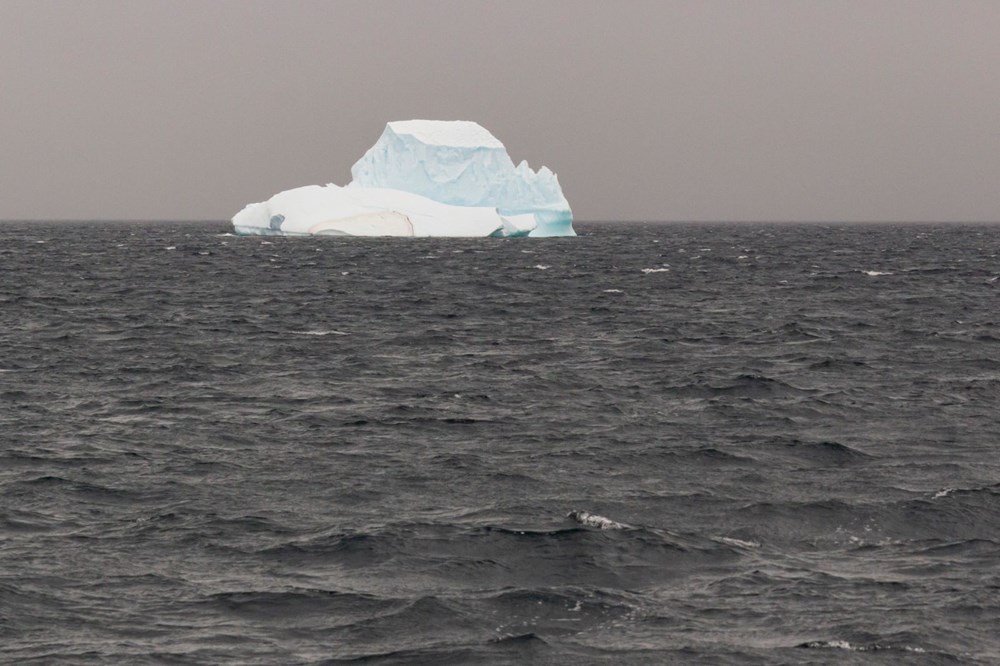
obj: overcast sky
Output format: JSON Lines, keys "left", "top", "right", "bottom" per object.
{"left": 2, "top": 0, "right": 998, "bottom": 222}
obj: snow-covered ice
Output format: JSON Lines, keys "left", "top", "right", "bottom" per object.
{"left": 232, "top": 120, "right": 573, "bottom": 238}
{"left": 232, "top": 184, "right": 533, "bottom": 238}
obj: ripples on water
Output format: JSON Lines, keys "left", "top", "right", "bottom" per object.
{"left": 1, "top": 221, "right": 999, "bottom": 664}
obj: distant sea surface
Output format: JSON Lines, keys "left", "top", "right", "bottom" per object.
{"left": 2, "top": 221, "right": 999, "bottom": 664}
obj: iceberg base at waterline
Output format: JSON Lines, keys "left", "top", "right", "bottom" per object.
{"left": 231, "top": 119, "right": 573, "bottom": 238}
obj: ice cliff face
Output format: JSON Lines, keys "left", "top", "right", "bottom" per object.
{"left": 232, "top": 120, "right": 573, "bottom": 238}
{"left": 350, "top": 121, "right": 574, "bottom": 237}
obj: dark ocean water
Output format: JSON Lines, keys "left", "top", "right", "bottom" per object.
{"left": 2, "top": 220, "right": 999, "bottom": 664}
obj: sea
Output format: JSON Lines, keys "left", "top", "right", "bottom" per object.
{"left": 1, "top": 220, "right": 998, "bottom": 664}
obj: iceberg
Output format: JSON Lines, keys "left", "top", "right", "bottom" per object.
{"left": 232, "top": 120, "right": 573, "bottom": 238}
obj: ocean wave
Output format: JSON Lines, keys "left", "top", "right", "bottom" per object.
{"left": 4, "top": 220, "right": 1000, "bottom": 661}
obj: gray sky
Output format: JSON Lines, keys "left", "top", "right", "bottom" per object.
{"left": 2, "top": 0, "right": 999, "bottom": 222}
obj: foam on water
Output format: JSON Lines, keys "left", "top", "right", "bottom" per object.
{"left": 567, "top": 511, "right": 630, "bottom": 530}
{"left": 799, "top": 640, "right": 927, "bottom": 653}
{"left": 289, "top": 330, "right": 348, "bottom": 336}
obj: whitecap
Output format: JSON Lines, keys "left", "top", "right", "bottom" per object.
{"left": 534, "top": 264, "right": 550, "bottom": 270}
{"left": 804, "top": 640, "right": 853, "bottom": 650}
{"left": 800, "top": 640, "right": 926, "bottom": 653}
{"left": 289, "top": 330, "right": 348, "bottom": 336}
{"left": 715, "top": 536, "right": 761, "bottom": 549}
{"left": 165, "top": 246, "right": 176, "bottom": 251}
{"left": 861, "top": 270, "right": 892, "bottom": 276}
{"left": 568, "top": 510, "right": 629, "bottom": 530}
{"left": 641, "top": 268, "right": 669, "bottom": 274}
{"left": 603, "top": 289, "right": 623, "bottom": 293}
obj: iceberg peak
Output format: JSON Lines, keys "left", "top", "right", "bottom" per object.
{"left": 386, "top": 120, "right": 505, "bottom": 149}
{"left": 352, "top": 120, "right": 574, "bottom": 236}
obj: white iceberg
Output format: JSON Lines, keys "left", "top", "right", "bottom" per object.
{"left": 232, "top": 120, "right": 573, "bottom": 238}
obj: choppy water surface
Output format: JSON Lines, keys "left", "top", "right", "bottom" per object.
{"left": 2, "top": 221, "right": 999, "bottom": 664}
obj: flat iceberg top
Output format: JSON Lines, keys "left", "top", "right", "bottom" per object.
{"left": 387, "top": 120, "right": 504, "bottom": 149}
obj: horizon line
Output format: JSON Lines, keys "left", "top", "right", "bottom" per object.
{"left": 2, "top": 218, "right": 1000, "bottom": 225}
